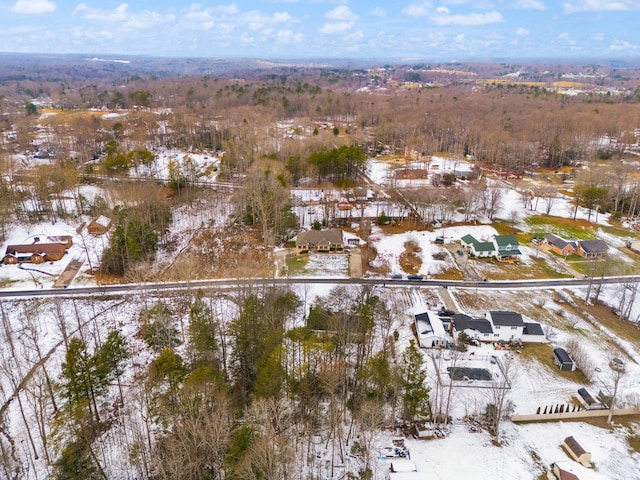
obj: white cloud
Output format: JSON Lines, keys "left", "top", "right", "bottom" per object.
{"left": 557, "top": 32, "right": 577, "bottom": 45}
{"left": 454, "top": 33, "right": 465, "bottom": 42}
{"left": 319, "top": 21, "right": 354, "bottom": 34}
{"left": 592, "top": 32, "right": 604, "bottom": 40}
{"left": 516, "top": 27, "right": 529, "bottom": 35}
{"left": 182, "top": 5, "right": 216, "bottom": 30}
{"left": 370, "top": 7, "right": 387, "bottom": 17}
{"left": 74, "top": 3, "right": 129, "bottom": 22}
{"left": 245, "top": 11, "right": 293, "bottom": 31}
{"left": 402, "top": 1, "right": 433, "bottom": 17}
{"left": 319, "top": 5, "right": 357, "bottom": 35}
{"left": 513, "top": 0, "right": 546, "bottom": 10}
{"left": 11, "top": 0, "right": 56, "bottom": 15}
{"left": 123, "top": 11, "right": 175, "bottom": 31}
{"left": 74, "top": 3, "right": 174, "bottom": 30}
{"left": 325, "top": 5, "right": 358, "bottom": 21}
{"left": 274, "top": 29, "right": 303, "bottom": 44}
{"left": 181, "top": 3, "right": 241, "bottom": 30}
{"left": 345, "top": 30, "right": 364, "bottom": 41}
{"left": 609, "top": 39, "right": 639, "bottom": 50}
{"left": 432, "top": 10, "right": 504, "bottom": 25}
{"left": 563, "top": 0, "right": 640, "bottom": 13}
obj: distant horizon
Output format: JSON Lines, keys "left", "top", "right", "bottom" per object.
{"left": 1, "top": 1, "right": 640, "bottom": 61}
{"left": 1, "top": 50, "right": 639, "bottom": 69}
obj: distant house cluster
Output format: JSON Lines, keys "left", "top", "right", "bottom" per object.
{"left": 3, "top": 235, "right": 73, "bottom": 265}
{"left": 415, "top": 309, "right": 546, "bottom": 348}
{"left": 460, "top": 234, "right": 521, "bottom": 261}
{"left": 545, "top": 234, "right": 608, "bottom": 258}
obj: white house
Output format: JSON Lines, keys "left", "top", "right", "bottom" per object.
{"left": 486, "top": 311, "right": 525, "bottom": 342}
{"left": 460, "top": 234, "right": 494, "bottom": 258}
{"left": 452, "top": 311, "right": 545, "bottom": 344}
{"left": 460, "top": 234, "right": 521, "bottom": 260}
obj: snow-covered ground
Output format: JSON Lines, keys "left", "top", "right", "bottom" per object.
{"left": 2, "top": 156, "right": 640, "bottom": 479}
{"left": 373, "top": 420, "right": 638, "bottom": 480}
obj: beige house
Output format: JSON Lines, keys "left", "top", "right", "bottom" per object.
{"left": 295, "top": 229, "right": 344, "bottom": 254}
{"left": 562, "top": 436, "right": 592, "bottom": 468}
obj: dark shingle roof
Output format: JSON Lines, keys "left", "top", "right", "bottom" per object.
{"left": 579, "top": 239, "right": 608, "bottom": 254}
{"left": 523, "top": 322, "right": 544, "bottom": 336}
{"left": 563, "top": 436, "right": 587, "bottom": 457}
{"left": 554, "top": 348, "right": 573, "bottom": 364}
{"left": 545, "top": 234, "right": 576, "bottom": 250}
{"left": 490, "top": 311, "right": 524, "bottom": 327}
{"left": 453, "top": 315, "right": 493, "bottom": 334}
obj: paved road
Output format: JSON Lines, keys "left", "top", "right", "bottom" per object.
{"left": 1, "top": 274, "right": 640, "bottom": 299}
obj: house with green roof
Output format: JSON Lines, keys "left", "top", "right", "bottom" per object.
{"left": 459, "top": 233, "right": 521, "bottom": 260}
{"left": 492, "top": 234, "right": 521, "bottom": 259}
{"left": 460, "top": 234, "right": 495, "bottom": 258}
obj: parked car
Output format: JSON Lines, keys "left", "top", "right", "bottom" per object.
{"left": 390, "top": 274, "right": 404, "bottom": 280}
{"left": 407, "top": 274, "right": 424, "bottom": 280}
{"left": 456, "top": 250, "right": 464, "bottom": 256}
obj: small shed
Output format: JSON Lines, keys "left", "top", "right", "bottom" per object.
{"left": 553, "top": 348, "right": 576, "bottom": 371}
{"left": 87, "top": 216, "right": 112, "bottom": 235}
{"left": 576, "top": 388, "right": 602, "bottom": 410}
{"left": 389, "top": 459, "right": 417, "bottom": 473}
{"left": 562, "top": 436, "right": 592, "bottom": 468}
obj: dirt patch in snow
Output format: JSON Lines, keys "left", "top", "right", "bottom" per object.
{"left": 399, "top": 240, "right": 422, "bottom": 274}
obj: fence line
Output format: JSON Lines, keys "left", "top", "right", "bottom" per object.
{"left": 512, "top": 408, "right": 640, "bottom": 423}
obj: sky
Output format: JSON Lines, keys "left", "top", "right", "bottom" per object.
{"left": 0, "top": 0, "right": 639, "bottom": 60}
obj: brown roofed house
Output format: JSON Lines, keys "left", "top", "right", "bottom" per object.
{"left": 4, "top": 243, "right": 68, "bottom": 264}
{"left": 296, "top": 229, "right": 344, "bottom": 254}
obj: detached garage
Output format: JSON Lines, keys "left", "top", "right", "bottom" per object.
{"left": 553, "top": 348, "right": 576, "bottom": 371}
